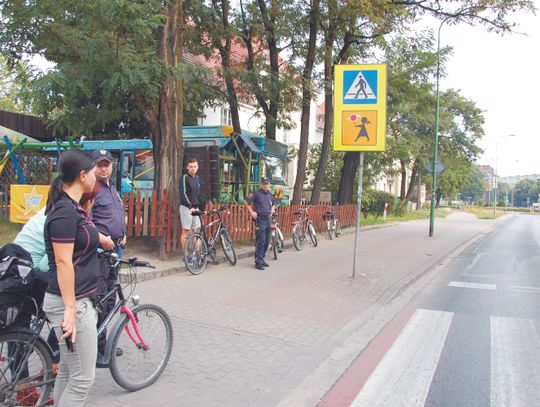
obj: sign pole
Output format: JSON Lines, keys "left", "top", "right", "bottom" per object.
{"left": 352, "top": 152, "right": 364, "bottom": 278}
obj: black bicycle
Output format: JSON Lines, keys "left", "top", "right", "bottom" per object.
{"left": 0, "top": 254, "right": 173, "bottom": 405}
{"left": 183, "top": 207, "right": 237, "bottom": 275}
{"left": 291, "top": 206, "right": 318, "bottom": 251}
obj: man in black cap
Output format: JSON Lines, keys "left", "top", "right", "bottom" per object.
{"left": 244, "top": 177, "right": 275, "bottom": 270}
{"left": 90, "top": 149, "right": 126, "bottom": 363}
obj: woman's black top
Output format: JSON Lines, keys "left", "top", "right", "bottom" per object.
{"left": 45, "top": 192, "right": 99, "bottom": 299}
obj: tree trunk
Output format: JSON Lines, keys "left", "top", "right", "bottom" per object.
{"left": 336, "top": 152, "right": 359, "bottom": 204}
{"left": 310, "top": 30, "right": 335, "bottom": 204}
{"left": 292, "top": 0, "right": 319, "bottom": 204}
{"left": 212, "top": 0, "right": 242, "bottom": 136}
{"left": 147, "top": 0, "right": 183, "bottom": 256}
{"left": 399, "top": 159, "right": 407, "bottom": 200}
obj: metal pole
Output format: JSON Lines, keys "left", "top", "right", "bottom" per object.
{"left": 429, "top": 20, "right": 445, "bottom": 237}
{"left": 493, "top": 142, "right": 498, "bottom": 216}
{"left": 352, "top": 152, "right": 364, "bottom": 278}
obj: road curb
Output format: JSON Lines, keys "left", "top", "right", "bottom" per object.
{"left": 119, "top": 222, "right": 399, "bottom": 282}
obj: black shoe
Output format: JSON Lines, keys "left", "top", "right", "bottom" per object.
{"left": 96, "top": 353, "right": 109, "bottom": 368}
{"left": 255, "top": 264, "right": 265, "bottom": 270}
{"left": 262, "top": 261, "right": 270, "bottom": 267}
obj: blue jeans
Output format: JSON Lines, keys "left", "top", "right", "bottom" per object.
{"left": 255, "top": 216, "right": 272, "bottom": 265}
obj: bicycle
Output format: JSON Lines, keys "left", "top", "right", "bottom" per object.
{"left": 291, "top": 206, "right": 318, "bottom": 251}
{"left": 183, "top": 207, "right": 237, "bottom": 275}
{"left": 268, "top": 212, "right": 285, "bottom": 260}
{"left": 323, "top": 210, "right": 341, "bottom": 240}
{"left": 0, "top": 254, "right": 173, "bottom": 405}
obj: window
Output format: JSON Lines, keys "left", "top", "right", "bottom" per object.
{"left": 220, "top": 107, "right": 232, "bottom": 126}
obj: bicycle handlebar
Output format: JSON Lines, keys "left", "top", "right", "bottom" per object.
{"left": 99, "top": 251, "right": 156, "bottom": 269}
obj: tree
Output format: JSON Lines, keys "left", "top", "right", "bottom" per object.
{"left": 1, "top": 0, "right": 186, "bottom": 255}
{"left": 238, "top": 0, "right": 302, "bottom": 141}
{"left": 460, "top": 167, "right": 486, "bottom": 204}
{"left": 0, "top": 56, "right": 32, "bottom": 113}
{"left": 291, "top": 0, "right": 320, "bottom": 204}
{"left": 0, "top": 0, "right": 184, "bottom": 195}
{"left": 513, "top": 179, "right": 540, "bottom": 207}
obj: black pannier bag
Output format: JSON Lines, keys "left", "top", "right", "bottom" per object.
{"left": 0, "top": 243, "right": 36, "bottom": 328}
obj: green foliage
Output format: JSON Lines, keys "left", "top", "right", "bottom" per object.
{"left": 459, "top": 166, "right": 486, "bottom": 204}
{"left": 306, "top": 143, "right": 344, "bottom": 201}
{"left": 362, "top": 190, "right": 395, "bottom": 218}
{"left": 513, "top": 178, "right": 540, "bottom": 207}
{"left": 0, "top": 56, "right": 32, "bottom": 113}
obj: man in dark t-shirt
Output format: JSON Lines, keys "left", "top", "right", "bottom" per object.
{"left": 179, "top": 157, "right": 202, "bottom": 249}
{"left": 244, "top": 178, "right": 275, "bottom": 270}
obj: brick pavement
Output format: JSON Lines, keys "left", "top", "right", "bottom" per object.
{"left": 86, "top": 213, "right": 503, "bottom": 407}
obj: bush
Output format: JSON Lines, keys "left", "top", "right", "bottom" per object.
{"left": 362, "top": 190, "right": 396, "bottom": 218}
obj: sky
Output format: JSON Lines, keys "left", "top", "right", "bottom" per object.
{"left": 419, "top": 2, "right": 540, "bottom": 177}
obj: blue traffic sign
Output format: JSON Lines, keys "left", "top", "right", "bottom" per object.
{"left": 342, "top": 70, "right": 378, "bottom": 104}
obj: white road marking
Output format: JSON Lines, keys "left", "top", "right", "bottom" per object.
{"left": 491, "top": 316, "right": 540, "bottom": 407}
{"left": 448, "top": 281, "right": 496, "bottom": 290}
{"left": 509, "top": 285, "right": 540, "bottom": 294}
{"left": 351, "top": 309, "right": 453, "bottom": 407}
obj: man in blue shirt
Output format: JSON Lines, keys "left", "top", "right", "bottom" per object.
{"left": 91, "top": 149, "right": 125, "bottom": 362}
{"left": 244, "top": 178, "right": 275, "bottom": 270}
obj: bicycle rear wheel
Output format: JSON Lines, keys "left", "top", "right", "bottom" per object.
{"left": 184, "top": 233, "right": 208, "bottom": 275}
{"left": 308, "top": 222, "right": 318, "bottom": 247}
{"left": 0, "top": 331, "right": 54, "bottom": 406}
{"left": 292, "top": 223, "right": 303, "bottom": 251}
{"left": 220, "top": 229, "right": 237, "bottom": 265}
{"left": 327, "top": 220, "right": 334, "bottom": 240}
{"left": 109, "top": 304, "right": 174, "bottom": 392}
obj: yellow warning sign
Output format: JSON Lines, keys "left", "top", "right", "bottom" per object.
{"left": 333, "top": 64, "right": 386, "bottom": 151}
{"left": 10, "top": 185, "right": 50, "bottom": 224}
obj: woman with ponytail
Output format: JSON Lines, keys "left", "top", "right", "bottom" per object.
{"left": 43, "top": 149, "right": 99, "bottom": 407}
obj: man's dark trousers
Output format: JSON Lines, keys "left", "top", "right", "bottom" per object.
{"left": 255, "top": 215, "right": 272, "bottom": 266}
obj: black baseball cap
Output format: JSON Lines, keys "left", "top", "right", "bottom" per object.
{"left": 92, "top": 149, "right": 113, "bottom": 163}
{"left": 261, "top": 177, "right": 271, "bottom": 184}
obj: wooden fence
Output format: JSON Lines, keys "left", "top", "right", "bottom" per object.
{"left": 123, "top": 189, "right": 358, "bottom": 253}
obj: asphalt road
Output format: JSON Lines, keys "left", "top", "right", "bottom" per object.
{"left": 84, "top": 211, "right": 513, "bottom": 407}
{"left": 321, "top": 213, "right": 540, "bottom": 407}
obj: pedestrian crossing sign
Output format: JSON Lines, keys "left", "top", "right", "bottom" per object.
{"left": 334, "top": 64, "right": 386, "bottom": 151}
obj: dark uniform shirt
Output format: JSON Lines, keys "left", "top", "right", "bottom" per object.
{"left": 91, "top": 179, "right": 126, "bottom": 241}
{"left": 245, "top": 189, "right": 275, "bottom": 216}
{"left": 45, "top": 193, "right": 99, "bottom": 299}
{"left": 180, "top": 173, "right": 201, "bottom": 209}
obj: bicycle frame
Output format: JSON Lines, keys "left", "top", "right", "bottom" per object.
{"left": 197, "top": 210, "right": 226, "bottom": 254}
{"left": 293, "top": 206, "right": 314, "bottom": 236}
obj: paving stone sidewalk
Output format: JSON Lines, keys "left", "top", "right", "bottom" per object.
{"left": 87, "top": 213, "right": 504, "bottom": 407}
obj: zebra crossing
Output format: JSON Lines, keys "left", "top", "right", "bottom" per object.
{"left": 320, "top": 301, "right": 540, "bottom": 406}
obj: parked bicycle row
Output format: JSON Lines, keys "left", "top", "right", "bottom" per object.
{"left": 182, "top": 177, "right": 341, "bottom": 275}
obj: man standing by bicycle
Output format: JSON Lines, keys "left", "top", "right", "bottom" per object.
{"left": 90, "top": 149, "right": 125, "bottom": 364}
{"left": 244, "top": 177, "right": 275, "bottom": 270}
{"left": 180, "top": 157, "right": 203, "bottom": 249}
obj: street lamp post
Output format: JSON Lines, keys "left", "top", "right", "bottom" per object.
{"left": 428, "top": 7, "right": 484, "bottom": 237}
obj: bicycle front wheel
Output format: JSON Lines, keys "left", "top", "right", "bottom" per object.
{"left": 335, "top": 219, "right": 341, "bottom": 237}
{"left": 109, "top": 304, "right": 174, "bottom": 392}
{"left": 276, "top": 227, "right": 285, "bottom": 253}
{"left": 184, "top": 233, "right": 208, "bottom": 275}
{"left": 0, "top": 330, "right": 54, "bottom": 406}
{"left": 308, "top": 222, "right": 318, "bottom": 247}
{"left": 292, "top": 223, "right": 303, "bottom": 251}
{"left": 220, "top": 229, "right": 237, "bottom": 265}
